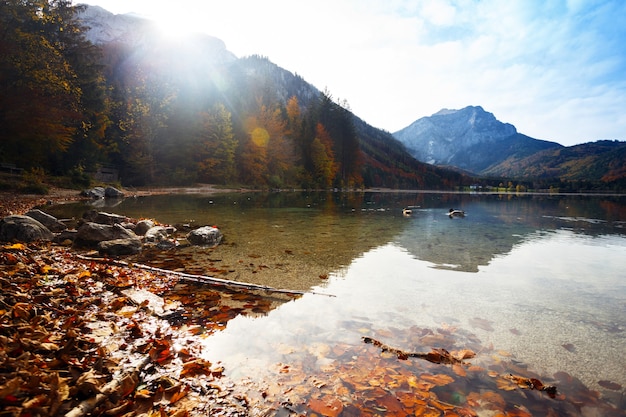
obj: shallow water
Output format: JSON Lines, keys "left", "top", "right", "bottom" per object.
{"left": 47, "top": 191, "right": 626, "bottom": 411}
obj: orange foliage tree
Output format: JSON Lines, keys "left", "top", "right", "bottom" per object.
{"left": 311, "top": 123, "right": 338, "bottom": 188}
{"left": 0, "top": 0, "right": 83, "bottom": 168}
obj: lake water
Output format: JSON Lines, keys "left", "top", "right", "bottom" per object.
{"left": 48, "top": 191, "right": 626, "bottom": 414}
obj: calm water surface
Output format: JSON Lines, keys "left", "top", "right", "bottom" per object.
{"left": 49, "top": 192, "right": 626, "bottom": 411}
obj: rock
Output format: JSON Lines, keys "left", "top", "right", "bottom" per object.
{"left": 144, "top": 226, "right": 171, "bottom": 243}
{"left": 82, "top": 210, "right": 128, "bottom": 225}
{"left": 0, "top": 215, "right": 54, "bottom": 242}
{"left": 54, "top": 229, "right": 78, "bottom": 244}
{"left": 76, "top": 222, "right": 139, "bottom": 247}
{"left": 25, "top": 209, "right": 67, "bottom": 232}
{"left": 156, "top": 239, "right": 178, "bottom": 250}
{"left": 82, "top": 187, "right": 105, "bottom": 199}
{"left": 186, "top": 226, "right": 223, "bottom": 247}
{"left": 81, "top": 186, "right": 124, "bottom": 199}
{"left": 135, "top": 219, "right": 155, "bottom": 235}
{"left": 121, "top": 222, "right": 136, "bottom": 231}
{"left": 104, "top": 186, "right": 124, "bottom": 198}
{"left": 97, "top": 238, "right": 142, "bottom": 256}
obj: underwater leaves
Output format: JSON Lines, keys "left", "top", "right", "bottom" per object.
{"left": 308, "top": 395, "right": 343, "bottom": 417}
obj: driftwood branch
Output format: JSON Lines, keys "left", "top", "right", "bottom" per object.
{"left": 75, "top": 254, "right": 333, "bottom": 297}
{"left": 362, "top": 337, "right": 558, "bottom": 398}
{"left": 362, "top": 336, "right": 474, "bottom": 364}
{"left": 504, "top": 374, "right": 558, "bottom": 398}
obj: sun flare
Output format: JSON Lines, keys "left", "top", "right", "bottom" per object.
{"left": 148, "top": 8, "right": 202, "bottom": 40}
{"left": 153, "top": 16, "right": 194, "bottom": 39}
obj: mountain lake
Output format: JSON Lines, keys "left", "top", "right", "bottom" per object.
{"left": 45, "top": 191, "right": 626, "bottom": 415}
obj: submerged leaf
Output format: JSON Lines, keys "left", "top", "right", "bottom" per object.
{"left": 420, "top": 373, "right": 454, "bottom": 387}
{"left": 308, "top": 395, "right": 343, "bottom": 417}
{"left": 598, "top": 380, "right": 622, "bottom": 390}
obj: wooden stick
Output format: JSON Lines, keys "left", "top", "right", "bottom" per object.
{"left": 75, "top": 254, "right": 333, "bottom": 297}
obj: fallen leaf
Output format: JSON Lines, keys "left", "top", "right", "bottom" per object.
{"left": 420, "top": 373, "right": 454, "bottom": 386}
{"left": 76, "top": 370, "right": 106, "bottom": 395}
{"left": 468, "top": 317, "right": 494, "bottom": 331}
{"left": 308, "top": 395, "right": 344, "bottom": 417}
{"left": 180, "top": 359, "right": 213, "bottom": 378}
{"left": 452, "top": 363, "right": 467, "bottom": 377}
{"left": 169, "top": 384, "right": 190, "bottom": 404}
{"left": 4, "top": 243, "right": 26, "bottom": 250}
{"left": 598, "top": 380, "right": 622, "bottom": 390}
{"left": 0, "top": 378, "right": 21, "bottom": 397}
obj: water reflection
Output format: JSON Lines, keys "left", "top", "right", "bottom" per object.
{"left": 45, "top": 192, "right": 626, "bottom": 280}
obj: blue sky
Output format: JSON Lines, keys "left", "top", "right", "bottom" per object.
{"left": 80, "top": 0, "right": 625, "bottom": 146}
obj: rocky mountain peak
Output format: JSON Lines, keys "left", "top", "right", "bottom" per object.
{"left": 393, "top": 106, "right": 518, "bottom": 166}
{"left": 76, "top": 4, "right": 236, "bottom": 66}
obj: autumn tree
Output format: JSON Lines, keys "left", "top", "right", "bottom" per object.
{"left": 0, "top": 0, "right": 83, "bottom": 169}
{"left": 196, "top": 103, "right": 237, "bottom": 184}
{"left": 47, "top": 1, "right": 111, "bottom": 174}
{"left": 238, "top": 132, "right": 268, "bottom": 185}
{"left": 116, "top": 72, "right": 173, "bottom": 184}
{"left": 239, "top": 102, "right": 295, "bottom": 187}
{"left": 309, "top": 91, "right": 363, "bottom": 188}
{"left": 285, "top": 96, "right": 303, "bottom": 138}
{"left": 310, "top": 123, "right": 338, "bottom": 188}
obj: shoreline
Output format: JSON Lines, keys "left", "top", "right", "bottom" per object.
{"left": 2, "top": 184, "right": 625, "bottom": 218}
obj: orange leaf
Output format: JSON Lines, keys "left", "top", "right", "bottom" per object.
{"left": 308, "top": 395, "right": 343, "bottom": 417}
{"left": 414, "top": 406, "right": 441, "bottom": 417}
{"left": 420, "top": 373, "right": 454, "bottom": 387}
{"left": 452, "top": 349, "right": 476, "bottom": 360}
{"left": 169, "top": 385, "right": 190, "bottom": 405}
{"left": 480, "top": 391, "right": 506, "bottom": 410}
{"left": 180, "top": 359, "right": 212, "bottom": 378}
{"left": 4, "top": 243, "right": 26, "bottom": 250}
{"left": 452, "top": 363, "right": 467, "bottom": 377}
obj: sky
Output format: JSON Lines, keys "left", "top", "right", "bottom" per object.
{"left": 79, "top": 0, "right": 626, "bottom": 146}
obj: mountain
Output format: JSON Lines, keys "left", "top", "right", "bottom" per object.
{"left": 77, "top": 5, "right": 236, "bottom": 63}
{"left": 77, "top": 5, "right": 151, "bottom": 45}
{"left": 484, "top": 140, "right": 626, "bottom": 184}
{"left": 74, "top": 5, "right": 469, "bottom": 189}
{"left": 393, "top": 106, "right": 562, "bottom": 175}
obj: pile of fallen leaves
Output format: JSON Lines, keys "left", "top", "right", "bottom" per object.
{"left": 0, "top": 242, "right": 278, "bottom": 416}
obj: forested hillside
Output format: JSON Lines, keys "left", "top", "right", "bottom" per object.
{"left": 1, "top": 1, "right": 468, "bottom": 190}
{"left": 483, "top": 140, "right": 626, "bottom": 190}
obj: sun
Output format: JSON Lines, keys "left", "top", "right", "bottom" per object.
{"left": 152, "top": 14, "right": 196, "bottom": 39}
{"left": 146, "top": 6, "right": 204, "bottom": 40}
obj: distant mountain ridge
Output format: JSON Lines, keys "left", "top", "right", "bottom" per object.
{"left": 393, "top": 106, "right": 563, "bottom": 174}
{"left": 483, "top": 140, "right": 626, "bottom": 183}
